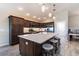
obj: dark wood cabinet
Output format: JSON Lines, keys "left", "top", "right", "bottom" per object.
{"left": 9, "top": 15, "right": 24, "bottom": 45}
{"left": 19, "top": 38, "right": 26, "bottom": 55}
{"left": 33, "top": 42, "right": 42, "bottom": 56}
{"left": 23, "top": 20, "right": 29, "bottom": 27}
{"left": 19, "top": 38, "right": 42, "bottom": 56}
{"left": 40, "top": 22, "right": 54, "bottom": 28}
{"left": 28, "top": 21, "right": 40, "bottom": 28}
{"left": 9, "top": 15, "right": 42, "bottom": 45}
{"left": 9, "top": 15, "right": 54, "bottom": 45}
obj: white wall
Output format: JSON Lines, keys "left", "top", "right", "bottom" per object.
{"left": 0, "top": 4, "right": 14, "bottom": 46}
{"left": 55, "top": 10, "right": 68, "bottom": 38}
{"left": 55, "top": 10, "right": 68, "bottom": 55}
{"left": 69, "top": 15, "right": 79, "bottom": 30}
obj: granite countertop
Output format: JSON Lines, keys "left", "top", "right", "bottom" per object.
{"left": 18, "top": 32, "right": 56, "bottom": 44}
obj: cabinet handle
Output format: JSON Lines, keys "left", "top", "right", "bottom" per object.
{"left": 25, "top": 42, "right": 28, "bottom": 45}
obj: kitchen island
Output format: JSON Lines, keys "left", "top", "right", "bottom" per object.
{"left": 18, "top": 32, "right": 56, "bottom": 56}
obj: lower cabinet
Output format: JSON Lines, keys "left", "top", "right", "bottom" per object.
{"left": 33, "top": 43, "right": 42, "bottom": 56}
{"left": 19, "top": 38, "right": 42, "bottom": 56}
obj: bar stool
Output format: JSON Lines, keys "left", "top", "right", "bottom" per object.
{"left": 42, "top": 43, "right": 54, "bottom": 56}
{"left": 54, "top": 37, "right": 60, "bottom": 46}
{"left": 50, "top": 39, "right": 59, "bottom": 54}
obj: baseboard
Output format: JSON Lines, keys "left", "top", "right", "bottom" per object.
{"left": 0, "top": 42, "right": 9, "bottom": 47}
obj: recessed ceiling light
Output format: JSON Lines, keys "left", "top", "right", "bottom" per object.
{"left": 18, "top": 7, "right": 24, "bottom": 11}
{"left": 48, "top": 13, "right": 52, "bottom": 17}
{"left": 33, "top": 16, "right": 36, "bottom": 18}
{"left": 53, "top": 16, "right": 56, "bottom": 19}
{"left": 26, "top": 13, "right": 30, "bottom": 16}
{"left": 41, "top": 4, "right": 46, "bottom": 12}
{"left": 38, "top": 18, "right": 41, "bottom": 20}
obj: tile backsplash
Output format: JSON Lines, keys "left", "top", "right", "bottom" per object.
{"left": 23, "top": 27, "right": 45, "bottom": 33}
{"left": 23, "top": 27, "right": 54, "bottom": 33}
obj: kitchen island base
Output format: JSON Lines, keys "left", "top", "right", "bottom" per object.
{"left": 19, "top": 38, "right": 42, "bottom": 56}
{"left": 18, "top": 33, "right": 56, "bottom": 56}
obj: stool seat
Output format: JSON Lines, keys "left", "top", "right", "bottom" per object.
{"left": 50, "top": 39, "right": 58, "bottom": 43}
{"left": 42, "top": 43, "right": 53, "bottom": 51}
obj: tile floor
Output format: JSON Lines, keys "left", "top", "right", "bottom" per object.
{"left": 0, "top": 39, "right": 79, "bottom": 56}
{"left": 0, "top": 44, "right": 20, "bottom": 56}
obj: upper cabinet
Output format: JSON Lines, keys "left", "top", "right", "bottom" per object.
{"left": 9, "top": 15, "right": 24, "bottom": 25}
{"left": 9, "top": 15, "right": 40, "bottom": 28}
{"left": 29, "top": 21, "right": 40, "bottom": 27}
{"left": 9, "top": 15, "right": 54, "bottom": 28}
{"left": 40, "top": 22, "right": 54, "bottom": 28}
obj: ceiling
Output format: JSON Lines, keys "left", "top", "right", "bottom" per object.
{"left": 0, "top": 3, "right": 79, "bottom": 23}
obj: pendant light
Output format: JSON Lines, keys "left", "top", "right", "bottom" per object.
{"left": 41, "top": 4, "right": 46, "bottom": 13}
{"left": 52, "top": 4, "right": 56, "bottom": 20}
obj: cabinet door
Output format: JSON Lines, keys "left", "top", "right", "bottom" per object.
{"left": 19, "top": 38, "right": 34, "bottom": 56}
{"left": 12, "top": 24, "right": 23, "bottom": 35}
{"left": 19, "top": 38, "right": 26, "bottom": 55}
{"left": 12, "top": 17, "right": 19, "bottom": 24}
{"left": 11, "top": 34, "right": 19, "bottom": 45}
{"left": 25, "top": 40, "right": 34, "bottom": 56}
{"left": 12, "top": 24, "right": 19, "bottom": 35}
{"left": 11, "top": 24, "right": 23, "bottom": 45}
{"left": 33, "top": 43, "right": 42, "bottom": 56}
{"left": 24, "top": 20, "right": 29, "bottom": 27}
{"left": 11, "top": 17, "right": 24, "bottom": 24}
